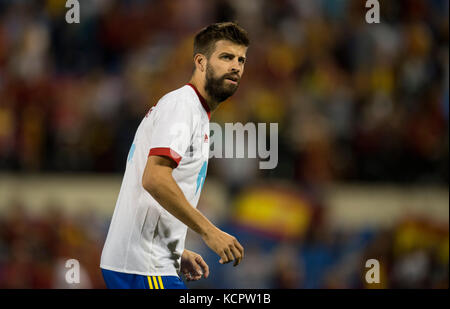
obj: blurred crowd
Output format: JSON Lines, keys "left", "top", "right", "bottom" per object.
{"left": 0, "top": 0, "right": 448, "bottom": 289}
{"left": 0, "top": 0, "right": 448, "bottom": 185}
{"left": 0, "top": 199, "right": 106, "bottom": 288}
{"left": 0, "top": 194, "right": 447, "bottom": 289}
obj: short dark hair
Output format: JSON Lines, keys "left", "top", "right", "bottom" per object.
{"left": 193, "top": 22, "right": 250, "bottom": 59}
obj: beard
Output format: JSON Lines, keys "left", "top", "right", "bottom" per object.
{"left": 204, "top": 64, "right": 240, "bottom": 103}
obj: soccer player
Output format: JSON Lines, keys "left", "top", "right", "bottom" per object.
{"left": 100, "top": 22, "right": 249, "bottom": 289}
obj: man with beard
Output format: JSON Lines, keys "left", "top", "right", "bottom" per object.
{"left": 100, "top": 22, "right": 249, "bottom": 289}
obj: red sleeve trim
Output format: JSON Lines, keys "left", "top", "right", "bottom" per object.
{"left": 148, "top": 147, "right": 182, "bottom": 166}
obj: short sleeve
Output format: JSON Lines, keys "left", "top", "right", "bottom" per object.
{"left": 147, "top": 98, "right": 195, "bottom": 167}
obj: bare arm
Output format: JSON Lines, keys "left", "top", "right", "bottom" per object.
{"left": 142, "top": 155, "right": 244, "bottom": 266}
{"left": 142, "top": 155, "right": 214, "bottom": 236}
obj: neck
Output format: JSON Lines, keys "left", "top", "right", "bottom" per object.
{"left": 188, "top": 76, "right": 220, "bottom": 112}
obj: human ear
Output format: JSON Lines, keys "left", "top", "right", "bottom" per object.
{"left": 194, "top": 54, "right": 206, "bottom": 72}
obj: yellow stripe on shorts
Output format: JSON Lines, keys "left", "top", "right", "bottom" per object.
{"left": 147, "top": 276, "right": 153, "bottom": 289}
{"left": 158, "top": 276, "right": 164, "bottom": 289}
{"left": 152, "top": 276, "right": 159, "bottom": 289}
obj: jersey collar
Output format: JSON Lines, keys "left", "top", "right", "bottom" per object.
{"left": 186, "top": 83, "right": 211, "bottom": 120}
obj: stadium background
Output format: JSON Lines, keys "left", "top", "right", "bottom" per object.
{"left": 0, "top": 0, "right": 448, "bottom": 288}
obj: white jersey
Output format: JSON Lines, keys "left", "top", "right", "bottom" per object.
{"left": 100, "top": 84, "right": 210, "bottom": 276}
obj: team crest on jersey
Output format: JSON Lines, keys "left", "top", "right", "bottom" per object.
{"left": 204, "top": 134, "right": 208, "bottom": 143}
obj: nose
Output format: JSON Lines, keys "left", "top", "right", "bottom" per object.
{"left": 230, "top": 59, "right": 241, "bottom": 75}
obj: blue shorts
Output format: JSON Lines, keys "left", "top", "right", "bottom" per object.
{"left": 101, "top": 268, "right": 187, "bottom": 289}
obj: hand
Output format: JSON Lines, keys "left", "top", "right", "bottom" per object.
{"left": 181, "top": 249, "right": 210, "bottom": 281}
{"left": 202, "top": 227, "right": 244, "bottom": 266}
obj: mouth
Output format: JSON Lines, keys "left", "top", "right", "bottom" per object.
{"left": 224, "top": 76, "right": 239, "bottom": 85}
